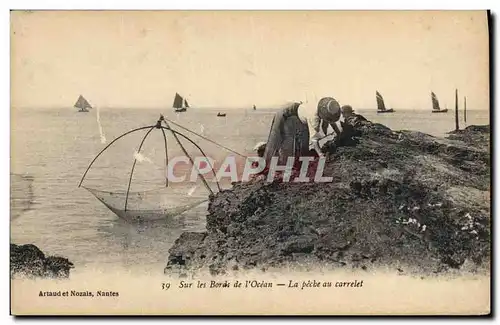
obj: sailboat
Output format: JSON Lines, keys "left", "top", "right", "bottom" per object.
{"left": 74, "top": 95, "right": 92, "bottom": 112}
{"left": 173, "top": 93, "right": 189, "bottom": 113}
{"left": 431, "top": 92, "right": 448, "bottom": 113}
{"left": 217, "top": 112, "right": 226, "bottom": 117}
{"left": 376, "top": 91, "right": 395, "bottom": 113}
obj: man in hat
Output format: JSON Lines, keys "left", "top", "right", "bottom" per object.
{"left": 341, "top": 104, "right": 355, "bottom": 118}
{"left": 260, "top": 97, "right": 346, "bottom": 163}
{"left": 309, "top": 97, "right": 346, "bottom": 157}
{"left": 341, "top": 104, "right": 370, "bottom": 129}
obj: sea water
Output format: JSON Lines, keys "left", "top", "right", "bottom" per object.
{"left": 10, "top": 107, "right": 490, "bottom": 274}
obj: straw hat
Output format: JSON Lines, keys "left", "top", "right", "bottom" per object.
{"left": 318, "top": 97, "right": 341, "bottom": 122}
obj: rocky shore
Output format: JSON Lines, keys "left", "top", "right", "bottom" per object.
{"left": 165, "top": 115, "right": 491, "bottom": 276}
{"left": 10, "top": 243, "right": 74, "bottom": 279}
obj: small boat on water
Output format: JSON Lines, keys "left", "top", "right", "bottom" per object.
{"left": 173, "top": 93, "right": 189, "bottom": 113}
{"left": 376, "top": 91, "right": 395, "bottom": 113}
{"left": 217, "top": 113, "right": 226, "bottom": 117}
{"left": 74, "top": 95, "right": 92, "bottom": 113}
{"left": 431, "top": 92, "right": 448, "bottom": 113}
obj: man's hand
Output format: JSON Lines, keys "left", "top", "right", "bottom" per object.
{"left": 312, "top": 140, "right": 325, "bottom": 157}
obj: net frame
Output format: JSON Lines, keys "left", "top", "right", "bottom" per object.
{"left": 79, "top": 115, "right": 222, "bottom": 220}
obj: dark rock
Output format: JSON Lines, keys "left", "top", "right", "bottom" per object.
{"left": 10, "top": 244, "right": 74, "bottom": 279}
{"left": 447, "top": 125, "right": 490, "bottom": 151}
{"left": 164, "top": 232, "right": 207, "bottom": 273}
{"left": 164, "top": 116, "right": 491, "bottom": 276}
{"left": 281, "top": 235, "right": 316, "bottom": 255}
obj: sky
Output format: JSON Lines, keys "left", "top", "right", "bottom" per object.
{"left": 10, "top": 10, "right": 489, "bottom": 111}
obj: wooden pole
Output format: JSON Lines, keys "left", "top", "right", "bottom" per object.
{"left": 455, "top": 89, "right": 459, "bottom": 131}
{"left": 464, "top": 96, "right": 467, "bottom": 124}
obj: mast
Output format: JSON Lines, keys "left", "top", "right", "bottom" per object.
{"left": 464, "top": 96, "right": 467, "bottom": 124}
{"left": 455, "top": 89, "right": 459, "bottom": 131}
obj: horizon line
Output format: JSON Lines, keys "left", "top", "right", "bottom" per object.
{"left": 10, "top": 106, "right": 490, "bottom": 111}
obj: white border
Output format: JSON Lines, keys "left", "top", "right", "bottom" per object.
{"left": 4, "top": 1, "right": 499, "bottom": 10}
{"left": 2, "top": 1, "right": 498, "bottom": 323}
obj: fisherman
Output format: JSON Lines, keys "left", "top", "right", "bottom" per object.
{"left": 329, "top": 104, "right": 361, "bottom": 146}
{"left": 340, "top": 104, "right": 372, "bottom": 130}
{"left": 260, "top": 97, "right": 346, "bottom": 163}
{"left": 309, "top": 97, "right": 345, "bottom": 157}
{"left": 340, "top": 104, "right": 392, "bottom": 138}
{"left": 341, "top": 104, "right": 367, "bottom": 125}
{"left": 341, "top": 104, "right": 355, "bottom": 118}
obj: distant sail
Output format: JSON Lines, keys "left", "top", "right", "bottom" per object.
{"left": 431, "top": 92, "right": 441, "bottom": 111}
{"left": 376, "top": 91, "right": 386, "bottom": 111}
{"left": 74, "top": 95, "right": 92, "bottom": 112}
{"left": 173, "top": 93, "right": 184, "bottom": 109}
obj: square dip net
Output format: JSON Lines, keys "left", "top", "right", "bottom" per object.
{"left": 79, "top": 115, "right": 241, "bottom": 222}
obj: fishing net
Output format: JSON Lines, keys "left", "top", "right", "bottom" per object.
{"left": 83, "top": 186, "right": 208, "bottom": 222}
{"left": 79, "top": 115, "right": 231, "bottom": 222}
